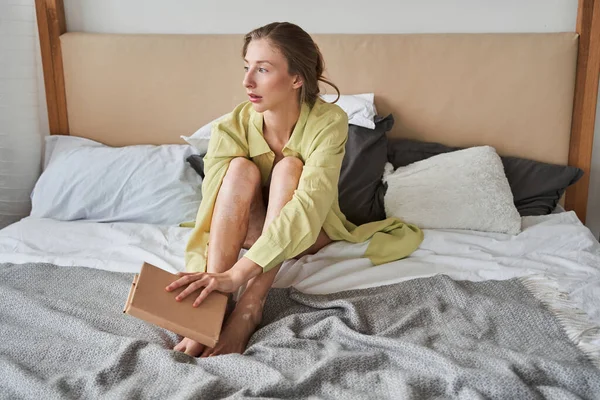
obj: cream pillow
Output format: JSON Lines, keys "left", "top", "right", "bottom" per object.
{"left": 382, "top": 146, "right": 521, "bottom": 234}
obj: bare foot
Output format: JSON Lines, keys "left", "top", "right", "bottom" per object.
{"left": 200, "top": 302, "right": 263, "bottom": 357}
{"left": 174, "top": 295, "right": 237, "bottom": 357}
{"left": 174, "top": 337, "right": 206, "bottom": 357}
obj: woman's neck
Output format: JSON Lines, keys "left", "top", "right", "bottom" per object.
{"left": 262, "top": 99, "right": 301, "bottom": 142}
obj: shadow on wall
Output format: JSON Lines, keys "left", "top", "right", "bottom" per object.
{"left": 0, "top": 2, "right": 44, "bottom": 229}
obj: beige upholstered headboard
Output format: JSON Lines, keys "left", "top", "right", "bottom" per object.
{"left": 59, "top": 32, "right": 577, "bottom": 165}
{"left": 35, "top": 0, "right": 600, "bottom": 222}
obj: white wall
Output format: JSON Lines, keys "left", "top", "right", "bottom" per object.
{"left": 11, "top": 0, "right": 598, "bottom": 236}
{"left": 0, "top": 0, "right": 44, "bottom": 229}
{"left": 64, "top": 0, "right": 577, "bottom": 34}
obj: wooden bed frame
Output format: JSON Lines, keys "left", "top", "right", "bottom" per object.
{"left": 35, "top": 0, "right": 600, "bottom": 223}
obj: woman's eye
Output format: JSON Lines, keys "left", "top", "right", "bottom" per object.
{"left": 258, "top": 67, "right": 267, "bottom": 73}
{"left": 243, "top": 66, "right": 249, "bottom": 72}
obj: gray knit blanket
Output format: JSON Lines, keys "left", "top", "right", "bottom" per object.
{"left": 0, "top": 263, "right": 598, "bottom": 400}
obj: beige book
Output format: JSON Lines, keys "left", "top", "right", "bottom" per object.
{"left": 123, "top": 262, "right": 228, "bottom": 348}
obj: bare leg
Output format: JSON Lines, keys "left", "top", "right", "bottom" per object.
{"left": 174, "top": 157, "right": 263, "bottom": 356}
{"left": 203, "top": 157, "right": 333, "bottom": 357}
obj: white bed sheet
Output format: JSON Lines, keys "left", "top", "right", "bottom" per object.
{"left": 0, "top": 217, "right": 189, "bottom": 274}
{"left": 1, "top": 212, "right": 599, "bottom": 326}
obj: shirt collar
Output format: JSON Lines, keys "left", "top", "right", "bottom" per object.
{"left": 247, "top": 102, "right": 311, "bottom": 158}
{"left": 248, "top": 111, "right": 270, "bottom": 158}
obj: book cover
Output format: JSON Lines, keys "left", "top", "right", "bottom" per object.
{"left": 123, "top": 262, "right": 228, "bottom": 348}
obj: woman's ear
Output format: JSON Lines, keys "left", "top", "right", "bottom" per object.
{"left": 292, "top": 75, "right": 303, "bottom": 90}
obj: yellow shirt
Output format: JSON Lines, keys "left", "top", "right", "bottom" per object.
{"left": 184, "top": 99, "right": 423, "bottom": 273}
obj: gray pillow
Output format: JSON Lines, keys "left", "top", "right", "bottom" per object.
{"left": 186, "top": 116, "right": 393, "bottom": 226}
{"left": 387, "top": 139, "right": 584, "bottom": 216}
{"left": 338, "top": 115, "right": 393, "bottom": 225}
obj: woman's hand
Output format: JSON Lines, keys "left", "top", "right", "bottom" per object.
{"left": 165, "top": 270, "right": 239, "bottom": 307}
{"left": 165, "top": 257, "right": 262, "bottom": 307}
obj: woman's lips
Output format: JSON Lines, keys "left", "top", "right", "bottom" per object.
{"left": 248, "top": 94, "right": 262, "bottom": 103}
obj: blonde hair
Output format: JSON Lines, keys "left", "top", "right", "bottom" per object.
{"left": 242, "top": 22, "right": 340, "bottom": 107}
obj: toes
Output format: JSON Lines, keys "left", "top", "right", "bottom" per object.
{"left": 200, "top": 346, "right": 213, "bottom": 358}
{"left": 184, "top": 344, "right": 204, "bottom": 357}
{"left": 207, "top": 346, "right": 222, "bottom": 357}
{"left": 206, "top": 344, "right": 243, "bottom": 357}
{"left": 174, "top": 338, "right": 207, "bottom": 357}
{"left": 173, "top": 341, "right": 186, "bottom": 352}
{"left": 184, "top": 348, "right": 196, "bottom": 356}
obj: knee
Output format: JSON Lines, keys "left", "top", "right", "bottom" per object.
{"left": 223, "top": 157, "right": 261, "bottom": 189}
{"left": 272, "top": 156, "right": 303, "bottom": 178}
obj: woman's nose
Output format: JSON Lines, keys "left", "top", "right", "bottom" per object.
{"left": 243, "top": 72, "right": 255, "bottom": 89}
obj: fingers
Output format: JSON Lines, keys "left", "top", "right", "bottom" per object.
{"left": 175, "top": 278, "right": 210, "bottom": 301}
{"left": 165, "top": 272, "right": 229, "bottom": 305}
{"left": 165, "top": 273, "right": 203, "bottom": 292}
{"left": 193, "top": 281, "right": 217, "bottom": 307}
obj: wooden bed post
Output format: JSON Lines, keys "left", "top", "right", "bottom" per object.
{"left": 35, "top": 0, "right": 69, "bottom": 135}
{"left": 566, "top": 0, "right": 600, "bottom": 223}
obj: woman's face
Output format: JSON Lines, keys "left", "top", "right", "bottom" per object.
{"left": 243, "top": 39, "right": 302, "bottom": 113}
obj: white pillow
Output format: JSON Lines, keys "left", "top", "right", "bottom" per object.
{"left": 382, "top": 146, "right": 521, "bottom": 235}
{"left": 181, "top": 93, "right": 378, "bottom": 154}
{"left": 180, "top": 114, "right": 227, "bottom": 155}
{"left": 320, "top": 93, "right": 377, "bottom": 129}
{"left": 43, "top": 135, "right": 103, "bottom": 170}
{"left": 31, "top": 136, "right": 202, "bottom": 225}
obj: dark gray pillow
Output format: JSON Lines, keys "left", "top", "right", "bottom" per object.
{"left": 338, "top": 115, "right": 393, "bottom": 225}
{"left": 186, "top": 154, "right": 205, "bottom": 179}
{"left": 387, "top": 139, "right": 584, "bottom": 216}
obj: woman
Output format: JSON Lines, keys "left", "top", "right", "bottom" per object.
{"left": 166, "top": 22, "right": 423, "bottom": 357}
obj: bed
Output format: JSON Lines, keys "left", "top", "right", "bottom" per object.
{"left": 1, "top": 0, "right": 599, "bottom": 398}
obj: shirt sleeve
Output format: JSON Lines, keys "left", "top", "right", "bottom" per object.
{"left": 184, "top": 117, "right": 248, "bottom": 272}
{"left": 243, "top": 112, "right": 348, "bottom": 272}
